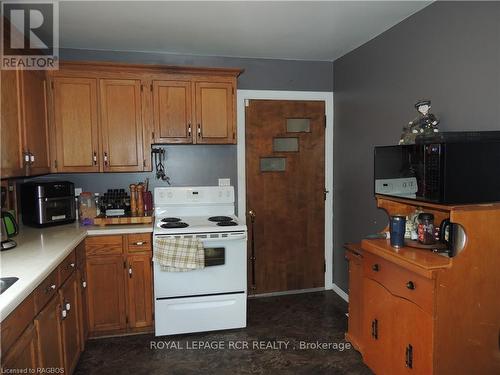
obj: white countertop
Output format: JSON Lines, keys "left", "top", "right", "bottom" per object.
{"left": 0, "top": 222, "right": 153, "bottom": 322}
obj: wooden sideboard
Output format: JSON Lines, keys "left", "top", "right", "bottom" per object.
{"left": 345, "top": 195, "right": 500, "bottom": 375}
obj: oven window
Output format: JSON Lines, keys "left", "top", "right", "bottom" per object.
{"left": 43, "top": 199, "right": 73, "bottom": 220}
{"left": 204, "top": 247, "right": 225, "bottom": 267}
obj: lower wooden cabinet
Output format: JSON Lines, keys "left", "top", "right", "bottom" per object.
{"left": 34, "top": 295, "right": 64, "bottom": 369}
{"left": 86, "top": 254, "right": 127, "bottom": 333}
{"left": 346, "top": 243, "right": 434, "bottom": 375}
{"left": 127, "top": 254, "right": 153, "bottom": 329}
{"left": 60, "top": 272, "right": 81, "bottom": 374}
{"left": 2, "top": 323, "right": 38, "bottom": 372}
{"left": 86, "top": 233, "right": 153, "bottom": 337}
{"left": 76, "top": 242, "right": 89, "bottom": 349}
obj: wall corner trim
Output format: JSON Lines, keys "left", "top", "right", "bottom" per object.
{"left": 332, "top": 283, "right": 349, "bottom": 303}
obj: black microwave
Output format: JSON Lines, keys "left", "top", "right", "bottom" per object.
{"left": 374, "top": 141, "right": 500, "bottom": 204}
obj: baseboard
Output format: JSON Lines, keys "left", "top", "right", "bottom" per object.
{"left": 248, "top": 287, "right": 325, "bottom": 298}
{"left": 332, "top": 283, "right": 349, "bottom": 302}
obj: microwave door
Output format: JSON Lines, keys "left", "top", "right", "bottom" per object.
{"left": 374, "top": 145, "right": 418, "bottom": 198}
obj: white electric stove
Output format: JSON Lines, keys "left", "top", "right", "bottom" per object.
{"left": 153, "top": 186, "right": 247, "bottom": 336}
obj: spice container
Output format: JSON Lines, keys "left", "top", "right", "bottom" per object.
{"left": 79, "top": 192, "right": 96, "bottom": 225}
{"left": 417, "top": 213, "right": 435, "bottom": 245}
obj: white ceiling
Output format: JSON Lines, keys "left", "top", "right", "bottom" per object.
{"left": 59, "top": 1, "right": 431, "bottom": 61}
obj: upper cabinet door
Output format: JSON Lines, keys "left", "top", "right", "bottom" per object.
{"left": 194, "top": 80, "right": 235, "bottom": 144}
{"left": 99, "top": 79, "right": 145, "bottom": 172}
{"left": 152, "top": 80, "right": 193, "bottom": 144}
{"left": 1, "top": 70, "right": 24, "bottom": 178}
{"left": 21, "top": 70, "right": 51, "bottom": 175}
{"left": 52, "top": 77, "right": 99, "bottom": 172}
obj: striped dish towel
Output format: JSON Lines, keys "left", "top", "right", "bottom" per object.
{"left": 153, "top": 237, "right": 205, "bottom": 272}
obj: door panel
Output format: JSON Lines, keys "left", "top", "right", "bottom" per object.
{"left": 86, "top": 255, "right": 127, "bottom": 333}
{"left": 245, "top": 100, "right": 325, "bottom": 294}
{"left": 362, "top": 278, "right": 394, "bottom": 375}
{"left": 153, "top": 80, "right": 192, "bottom": 143}
{"left": 1, "top": 70, "right": 24, "bottom": 177}
{"left": 127, "top": 254, "right": 153, "bottom": 328}
{"left": 195, "top": 81, "right": 234, "bottom": 144}
{"left": 100, "top": 79, "right": 144, "bottom": 171}
{"left": 53, "top": 77, "right": 99, "bottom": 172}
{"left": 34, "top": 295, "right": 63, "bottom": 369}
{"left": 21, "top": 70, "right": 50, "bottom": 175}
{"left": 392, "top": 298, "right": 433, "bottom": 374}
{"left": 1, "top": 323, "right": 38, "bottom": 372}
{"left": 59, "top": 273, "right": 80, "bottom": 374}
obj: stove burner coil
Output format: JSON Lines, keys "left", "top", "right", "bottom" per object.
{"left": 216, "top": 221, "right": 238, "bottom": 227}
{"left": 160, "top": 222, "right": 189, "bottom": 229}
{"left": 161, "top": 217, "right": 182, "bottom": 223}
{"left": 208, "top": 216, "right": 233, "bottom": 222}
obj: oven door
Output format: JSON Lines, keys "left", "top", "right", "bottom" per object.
{"left": 153, "top": 232, "right": 247, "bottom": 298}
{"left": 37, "top": 196, "right": 76, "bottom": 224}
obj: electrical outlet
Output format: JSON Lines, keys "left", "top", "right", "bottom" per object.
{"left": 74, "top": 187, "right": 83, "bottom": 196}
{"left": 218, "top": 178, "right": 230, "bottom": 187}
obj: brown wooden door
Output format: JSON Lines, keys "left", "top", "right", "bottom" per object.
{"left": 1, "top": 70, "right": 25, "bottom": 178}
{"left": 392, "top": 298, "right": 433, "bottom": 375}
{"left": 245, "top": 100, "right": 325, "bottom": 294}
{"left": 34, "top": 295, "right": 64, "bottom": 369}
{"left": 194, "top": 80, "right": 235, "bottom": 144}
{"left": 362, "top": 278, "right": 394, "bottom": 375}
{"left": 59, "top": 273, "right": 81, "bottom": 374}
{"left": 126, "top": 254, "right": 153, "bottom": 329}
{"left": 20, "top": 70, "right": 50, "bottom": 175}
{"left": 1, "top": 323, "right": 38, "bottom": 372}
{"left": 52, "top": 77, "right": 99, "bottom": 172}
{"left": 153, "top": 80, "right": 193, "bottom": 143}
{"left": 100, "top": 79, "right": 144, "bottom": 171}
{"left": 86, "top": 255, "right": 127, "bottom": 333}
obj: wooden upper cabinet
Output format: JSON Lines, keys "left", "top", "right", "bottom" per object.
{"left": 152, "top": 80, "right": 193, "bottom": 143}
{"left": 99, "top": 79, "right": 145, "bottom": 172}
{"left": 1, "top": 70, "right": 24, "bottom": 178}
{"left": 21, "top": 70, "right": 51, "bottom": 175}
{"left": 194, "top": 80, "right": 235, "bottom": 144}
{"left": 52, "top": 77, "right": 99, "bottom": 172}
{"left": 1, "top": 69, "right": 50, "bottom": 178}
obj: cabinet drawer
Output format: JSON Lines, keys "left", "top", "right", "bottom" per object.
{"left": 363, "top": 252, "right": 434, "bottom": 314}
{"left": 34, "top": 269, "right": 59, "bottom": 313}
{"left": 127, "top": 233, "right": 151, "bottom": 253}
{"left": 58, "top": 250, "right": 76, "bottom": 285}
{"left": 86, "top": 235, "right": 123, "bottom": 256}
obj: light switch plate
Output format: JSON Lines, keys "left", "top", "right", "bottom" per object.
{"left": 218, "top": 178, "right": 230, "bottom": 187}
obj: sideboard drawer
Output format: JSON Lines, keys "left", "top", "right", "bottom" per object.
{"left": 363, "top": 252, "right": 434, "bottom": 314}
{"left": 58, "top": 250, "right": 76, "bottom": 284}
{"left": 127, "top": 233, "right": 152, "bottom": 253}
{"left": 86, "top": 235, "right": 123, "bottom": 256}
{"left": 34, "top": 268, "right": 59, "bottom": 313}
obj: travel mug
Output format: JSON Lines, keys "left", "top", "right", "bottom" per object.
{"left": 389, "top": 215, "right": 406, "bottom": 248}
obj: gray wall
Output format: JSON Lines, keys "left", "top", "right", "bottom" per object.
{"left": 333, "top": 1, "right": 500, "bottom": 292}
{"left": 38, "top": 49, "right": 333, "bottom": 212}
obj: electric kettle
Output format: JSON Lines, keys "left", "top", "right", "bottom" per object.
{"left": 1, "top": 211, "right": 18, "bottom": 250}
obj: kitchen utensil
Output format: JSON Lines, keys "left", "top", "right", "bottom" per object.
{"left": 389, "top": 215, "right": 406, "bottom": 248}
{"left": 417, "top": 213, "right": 435, "bottom": 245}
{"left": 152, "top": 148, "right": 171, "bottom": 184}
{"left": 137, "top": 184, "right": 145, "bottom": 216}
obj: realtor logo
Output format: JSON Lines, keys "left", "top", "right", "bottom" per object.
{"left": 1, "top": 1, "right": 59, "bottom": 70}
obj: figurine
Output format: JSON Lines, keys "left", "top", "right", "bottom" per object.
{"left": 400, "top": 99, "right": 440, "bottom": 144}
